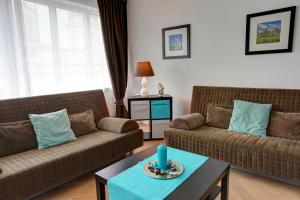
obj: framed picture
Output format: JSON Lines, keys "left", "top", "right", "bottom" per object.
{"left": 245, "top": 6, "right": 296, "bottom": 55}
{"left": 162, "top": 24, "right": 190, "bottom": 59}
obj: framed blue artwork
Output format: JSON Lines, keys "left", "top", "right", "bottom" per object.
{"left": 162, "top": 24, "right": 190, "bottom": 59}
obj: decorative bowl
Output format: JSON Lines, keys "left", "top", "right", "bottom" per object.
{"left": 143, "top": 160, "right": 184, "bottom": 179}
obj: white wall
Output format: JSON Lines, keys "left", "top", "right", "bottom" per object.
{"left": 103, "top": 88, "right": 115, "bottom": 116}
{"left": 127, "top": 0, "right": 300, "bottom": 117}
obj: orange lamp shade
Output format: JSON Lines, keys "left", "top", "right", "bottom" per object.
{"left": 135, "top": 61, "right": 155, "bottom": 77}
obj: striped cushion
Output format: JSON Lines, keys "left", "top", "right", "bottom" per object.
{"left": 165, "top": 126, "right": 300, "bottom": 181}
{"left": 0, "top": 129, "right": 143, "bottom": 200}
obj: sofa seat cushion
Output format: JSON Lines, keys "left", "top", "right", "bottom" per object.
{"left": 0, "top": 129, "right": 143, "bottom": 200}
{"left": 165, "top": 126, "right": 300, "bottom": 181}
{"left": 0, "top": 130, "right": 117, "bottom": 176}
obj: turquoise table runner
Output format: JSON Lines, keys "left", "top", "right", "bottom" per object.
{"left": 108, "top": 147, "right": 209, "bottom": 200}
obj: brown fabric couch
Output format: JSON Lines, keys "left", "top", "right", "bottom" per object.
{"left": 165, "top": 86, "right": 300, "bottom": 185}
{"left": 0, "top": 90, "right": 143, "bottom": 200}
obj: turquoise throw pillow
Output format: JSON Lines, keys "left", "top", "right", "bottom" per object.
{"left": 29, "top": 109, "right": 76, "bottom": 150}
{"left": 228, "top": 100, "right": 272, "bottom": 136}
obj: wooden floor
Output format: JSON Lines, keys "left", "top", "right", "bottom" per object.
{"left": 36, "top": 140, "right": 300, "bottom": 200}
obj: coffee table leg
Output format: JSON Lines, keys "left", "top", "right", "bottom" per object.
{"left": 221, "top": 170, "right": 229, "bottom": 200}
{"left": 96, "top": 178, "right": 106, "bottom": 200}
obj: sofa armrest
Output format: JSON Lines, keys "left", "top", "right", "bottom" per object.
{"left": 97, "top": 117, "right": 139, "bottom": 133}
{"left": 169, "top": 113, "right": 205, "bottom": 130}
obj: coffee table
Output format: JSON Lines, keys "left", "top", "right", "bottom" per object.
{"left": 95, "top": 145, "right": 230, "bottom": 200}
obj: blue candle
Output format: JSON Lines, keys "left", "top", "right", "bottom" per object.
{"left": 157, "top": 145, "right": 167, "bottom": 170}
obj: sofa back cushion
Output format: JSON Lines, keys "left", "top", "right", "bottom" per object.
{"left": 0, "top": 120, "right": 37, "bottom": 157}
{"left": 268, "top": 111, "right": 300, "bottom": 140}
{"left": 206, "top": 104, "right": 233, "bottom": 129}
{"left": 191, "top": 86, "right": 300, "bottom": 116}
{"left": 69, "top": 109, "right": 98, "bottom": 137}
{"left": 0, "top": 90, "right": 109, "bottom": 124}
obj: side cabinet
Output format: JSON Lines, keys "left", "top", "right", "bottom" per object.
{"left": 128, "top": 95, "right": 173, "bottom": 140}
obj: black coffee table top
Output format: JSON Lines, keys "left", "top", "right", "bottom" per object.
{"left": 95, "top": 145, "right": 230, "bottom": 200}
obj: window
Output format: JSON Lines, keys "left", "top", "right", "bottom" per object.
{"left": 0, "top": 0, "right": 110, "bottom": 99}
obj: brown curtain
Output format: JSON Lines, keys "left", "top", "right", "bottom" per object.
{"left": 97, "top": 0, "right": 128, "bottom": 118}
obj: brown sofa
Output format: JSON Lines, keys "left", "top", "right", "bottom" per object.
{"left": 0, "top": 90, "right": 143, "bottom": 200}
{"left": 165, "top": 86, "right": 300, "bottom": 185}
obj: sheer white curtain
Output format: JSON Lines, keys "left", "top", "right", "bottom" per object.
{"left": 0, "top": 0, "right": 110, "bottom": 99}
{"left": 0, "top": 0, "right": 26, "bottom": 99}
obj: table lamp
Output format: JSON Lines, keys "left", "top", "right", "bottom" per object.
{"left": 135, "top": 61, "right": 155, "bottom": 97}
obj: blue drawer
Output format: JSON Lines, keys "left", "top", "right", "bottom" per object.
{"left": 151, "top": 100, "right": 170, "bottom": 119}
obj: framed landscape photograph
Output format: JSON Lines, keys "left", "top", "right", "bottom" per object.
{"left": 245, "top": 6, "right": 296, "bottom": 55}
{"left": 162, "top": 24, "right": 190, "bottom": 59}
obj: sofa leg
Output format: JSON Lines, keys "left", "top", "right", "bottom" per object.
{"left": 126, "top": 151, "right": 134, "bottom": 157}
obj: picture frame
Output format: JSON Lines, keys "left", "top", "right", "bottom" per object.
{"left": 162, "top": 24, "right": 191, "bottom": 59}
{"left": 245, "top": 6, "right": 296, "bottom": 55}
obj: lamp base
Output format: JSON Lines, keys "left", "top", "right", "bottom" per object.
{"left": 140, "top": 77, "right": 149, "bottom": 97}
{"left": 140, "top": 87, "right": 149, "bottom": 97}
